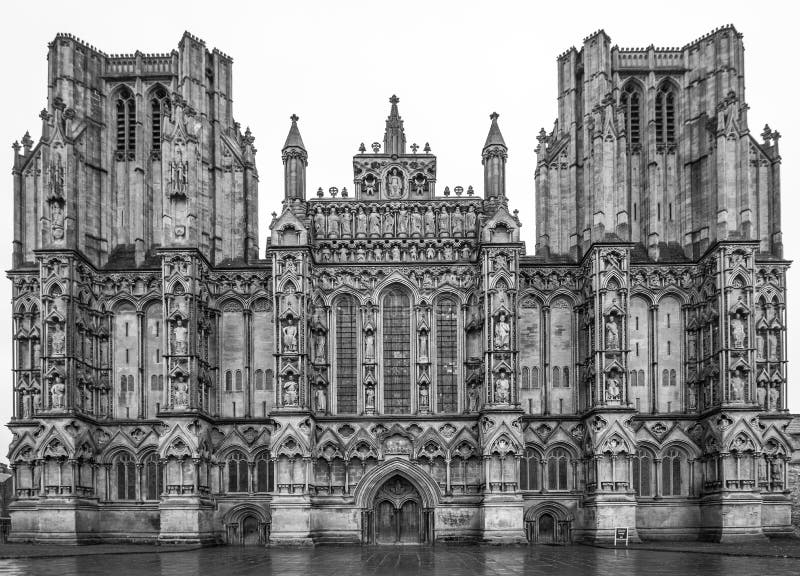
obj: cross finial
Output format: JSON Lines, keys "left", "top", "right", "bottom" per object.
{"left": 490, "top": 112, "right": 499, "bottom": 121}
{"left": 290, "top": 114, "right": 299, "bottom": 123}
{"left": 390, "top": 95, "right": 399, "bottom": 105}
{"left": 410, "top": 143, "right": 419, "bottom": 154}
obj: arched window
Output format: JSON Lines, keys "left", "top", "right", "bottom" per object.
{"left": 227, "top": 451, "right": 249, "bottom": 493}
{"left": 158, "top": 375, "right": 164, "bottom": 391}
{"left": 115, "top": 452, "right": 136, "bottom": 500}
{"left": 547, "top": 448, "right": 570, "bottom": 491}
{"left": 254, "top": 369, "right": 264, "bottom": 391}
{"left": 532, "top": 367, "right": 540, "bottom": 389}
{"left": 522, "top": 367, "right": 530, "bottom": 390}
{"left": 235, "top": 370, "right": 243, "bottom": 392}
{"left": 520, "top": 448, "right": 541, "bottom": 491}
{"left": 620, "top": 83, "right": 642, "bottom": 146}
{"left": 116, "top": 87, "right": 136, "bottom": 158}
{"left": 143, "top": 453, "right": 162, "bottom": 500}
{"left": 662, "top": 448, "right": 685, "bottom": 496}
{"left": 265, "top": 369, "right": 274, "bottom": 391}
{"left": 225, "top": 370, "right": 232, "bottom": 392}
{"left": 638, "top": 369, "right": 645, "bottom": 387}
{"left": 655, "top": 84, "right": 676, "bottom": 145}
{"left": 552, "top": 367, "right": 561, "bottom": 389}
{"left": 670, "top": 369, "right": 677, "bottom": 387}
{"left": 563, "top": 367, "right": 570, "bottom": 388}
{"left": 662, "top": 369, "right": 669, "bottom": 387}
{"left": 436, "top": 296, "right": 458, "bottom": 412}
{"left": 150, "top": 86, "right": 170, "bottom": 153}
{"left": 632, "top": 449, "right": 654, "bottom": 497}
{"left": 150, "top": 375, "right": 158, "bottom": 391}
{"left": 382, "top": 287, "right": 411, "bottom": 414}
{"left": 255, "top": 452, "right": 273, "bottom": 493}
{"left": 335, "top": 296, "right": 357, "bottom": 414}
{"left": 630, "top": 370, "right": 638, "bottom": 387}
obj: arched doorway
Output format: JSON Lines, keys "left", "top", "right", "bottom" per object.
{"left": 538, "top": 513, "right": 555, "bottom": 543}
{"left": 241, "top": 515, "right": 261, "bottom": 545}
{"left": 223, "top": 504, "right": 270, "bottom": 546}
{"left": 524, "top": 503, "right": 573, "bottom": 545}
{"left": 372, "top": 475, "right": 423, "bottom": 544}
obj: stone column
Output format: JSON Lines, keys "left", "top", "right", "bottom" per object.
{"left": 654, "top": 458, "right": 663, "bottom": 498}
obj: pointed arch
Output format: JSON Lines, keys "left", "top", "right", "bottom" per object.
{"left": 655, "top": 79, "right": 678, "bottom": 146}
{"left": 114, "top": 85, "right": 136, "bottom": 159}
{"left": 620, "top": 80, "right": 643, "bottom": 147}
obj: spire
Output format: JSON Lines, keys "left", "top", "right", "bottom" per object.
{"left": 283, "top": 113, "right": 306, "bottom": 151}
{"left": 383, "top": 94, "right": 406, "bottom": 155}
{"left": 483, "top": 112, "right": 507, "bottom": 150}
{"left": 282, "top": 114, "right": 307, "bottom": 202}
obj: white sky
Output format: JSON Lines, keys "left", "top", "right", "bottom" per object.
{"left": 0, "top": 1, "right": 797, "bottom": 461}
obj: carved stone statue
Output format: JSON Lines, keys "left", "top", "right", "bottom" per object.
{"left": 437, "top": 208, "right": 450, "bottom": 235}
{"left": 50, "top": 203, "right": 65, "bottom": 241}
{"left": 605, "top": 316, "right": 619, "bottom": 350}
{"left": 173, "top": 318, "right": 188, "bottom": 354}
{"left": 410, "top": 207, "right": 422, "bottom": 236}
{"left": 731, "top": 313, "right": 745, "bottom": 348}
{"left": 365, "top": 385, "right": 375, "bottom": 410}
{"left": 757, "top": 382, "right": 767, "bottom": 409}
{"left": 364, "top": 330, "right": 375, "bottom": 361}
{"left": 327, "top": 208, "right": 340, "bottom": 238}
{"left": 606, "top": 375, "right": 620, "bottom": 402}
{"left": 495, "top": 370, "right": 510, "bottom": 404}
{"left": 494, "top": 312, "right": 510, "bottom": 349}
{"left": 356, "top": 207, "right": 367, "bottom": 236}
{"left": 51, "top": 324, "right": 65, "bottom": 356}
{"left": 315, "top": 385, "right": 327, "bottom": 413}
{"left": 397, "top": 207, "right": 409, "bottom": 235}
{"left": 313, "top": 331, "right": 326, "bottom": 362}
{"left": 283, "top": 376, "right": 298, "bottom": 406}
{"left": 418, "top": 330, "right": 429, "bottom": 359}
{"left": 387, "top": 168, "right": 403, "bottom": 198}
{"left": 756, "top": 332, "right": 766, "bottom": 360}
{"left": 424, "top": 207, "right": 435, "bottom": 235}
{"left": 768, "top": 383, "right": 780, "bottom": 411}
{"left": 47, "top": 378, "right": 67, "bottom": 414}
{"left": 282, "top": 320, "right": 298, "bottom": 353}
{"left": 368, "top": 207, "right": 381, "bottom": 236}
{"left": 465, "top": 205, "right": 477, "bottom": 234}
{"left": 340, "top": 209, "right": 352, "bottom": 236}
{"left": 173, "top": 375, "right": 189, "bottom": 408}
{"left": 451, "top": 207, "right": 464, "bottom": 235}
{"left": 768, "top": 332, "right": 779, "bottom": 361}
{"left": 314, "top": 206, "right": 325, "bottom": 237}
{"left": 382, "top": 210, "right": 395, "bottom": 235}
{"left": 466, "top": 382, "right": 480, "bottom": 413}
{"left": 687, "top": 382, "right": 697, "bottom": 410}
{"left": 419, "top": 386, "right": 429, "bottom": 410}
{"left": 730, "top": 372, "right": 744, "bottom": 402}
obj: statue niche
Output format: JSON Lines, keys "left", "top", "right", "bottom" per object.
{"left": 385, "top": 167, "right": 405, "bottom": 199}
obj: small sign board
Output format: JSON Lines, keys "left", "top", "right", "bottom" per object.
{"left": 614, "top": 527, "right": 629, "bottom": 546}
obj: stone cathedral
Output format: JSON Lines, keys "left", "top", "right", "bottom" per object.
{"left": 6, "top": 27, "right": 800, "bottom": 546}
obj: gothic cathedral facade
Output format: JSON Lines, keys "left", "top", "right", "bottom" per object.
{"left": 6, "top": 27, "right": 799, "bottom": 545}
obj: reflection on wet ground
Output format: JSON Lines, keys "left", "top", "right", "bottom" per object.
{"left": 0, "top": 544, "right": 798, "bottom": 576}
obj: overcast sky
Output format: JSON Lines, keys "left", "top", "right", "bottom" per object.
{"left": 0, "top": 1, "right": 797, "bottom": 460}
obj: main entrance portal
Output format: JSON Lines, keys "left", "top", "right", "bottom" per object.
{"left": 372, "top": 475, "right": 424, "bottom": 544}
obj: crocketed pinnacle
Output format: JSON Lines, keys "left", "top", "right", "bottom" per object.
{"left": 383, "top": 95, "right": 406, "bottom": 155}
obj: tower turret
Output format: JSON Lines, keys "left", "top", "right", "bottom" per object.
{"left": 282, "top": 114, "right": 308, "bottom": 201}
{"left": 482, "top": 112, "right": 507, "bottom": 200}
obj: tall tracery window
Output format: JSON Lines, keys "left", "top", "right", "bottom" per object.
{"left": 335, "top": 296, "right": 358, "bottom": 414}
{"left": 150, "top": 86, "right": 170, "bottom": 153}
{"left": 116, "top": 87, "right": 136, "bottom": 158}
{"left": 255, "top": 452, "right": 273, "bottom": 493}
{"left": 632, "top": 449, "right": 654, "bottom": 497}
{"left": 436, "top": 297, "right": 458, "bottom": 413}
{"left": 547, "top": 448, "right": 570, "bottom": 491}
{"left": 520, "top": 448, "right": 541, "bottom": 491}
{"left": 227, "top": 451, "right": 248, "bottom": 493}
{"left": 115, "top": 452, "right": 136, "bottom": 500}
{"left": 620, "top": 82, "right": 642, "bottom": 147}
{"left": 383, "top": 288, "right": 411, "bottom": 414}
{"left": 143, "top": 453, "right": 162, "bottom": 500}
{"left": 662, "top": 448, "right": 685, "bottom": 496}
{"left": 655, "top": 84, "right": 676, "bottom": 145}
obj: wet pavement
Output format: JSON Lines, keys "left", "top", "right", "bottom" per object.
{"left": 0, "top": 543, "right": 798, "bottom": 575}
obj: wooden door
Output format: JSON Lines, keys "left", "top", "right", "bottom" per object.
{"left": 398, "top": 500, "right": 420, "bottom": 543}
{"left": 242, "top": 516, "right": 260, "bottom": 545}
{"left": 375, "top": 500, "right": 395, "bottom": 543}
{"left": 538, "top": 513, "right": 555, "bottom": 543}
